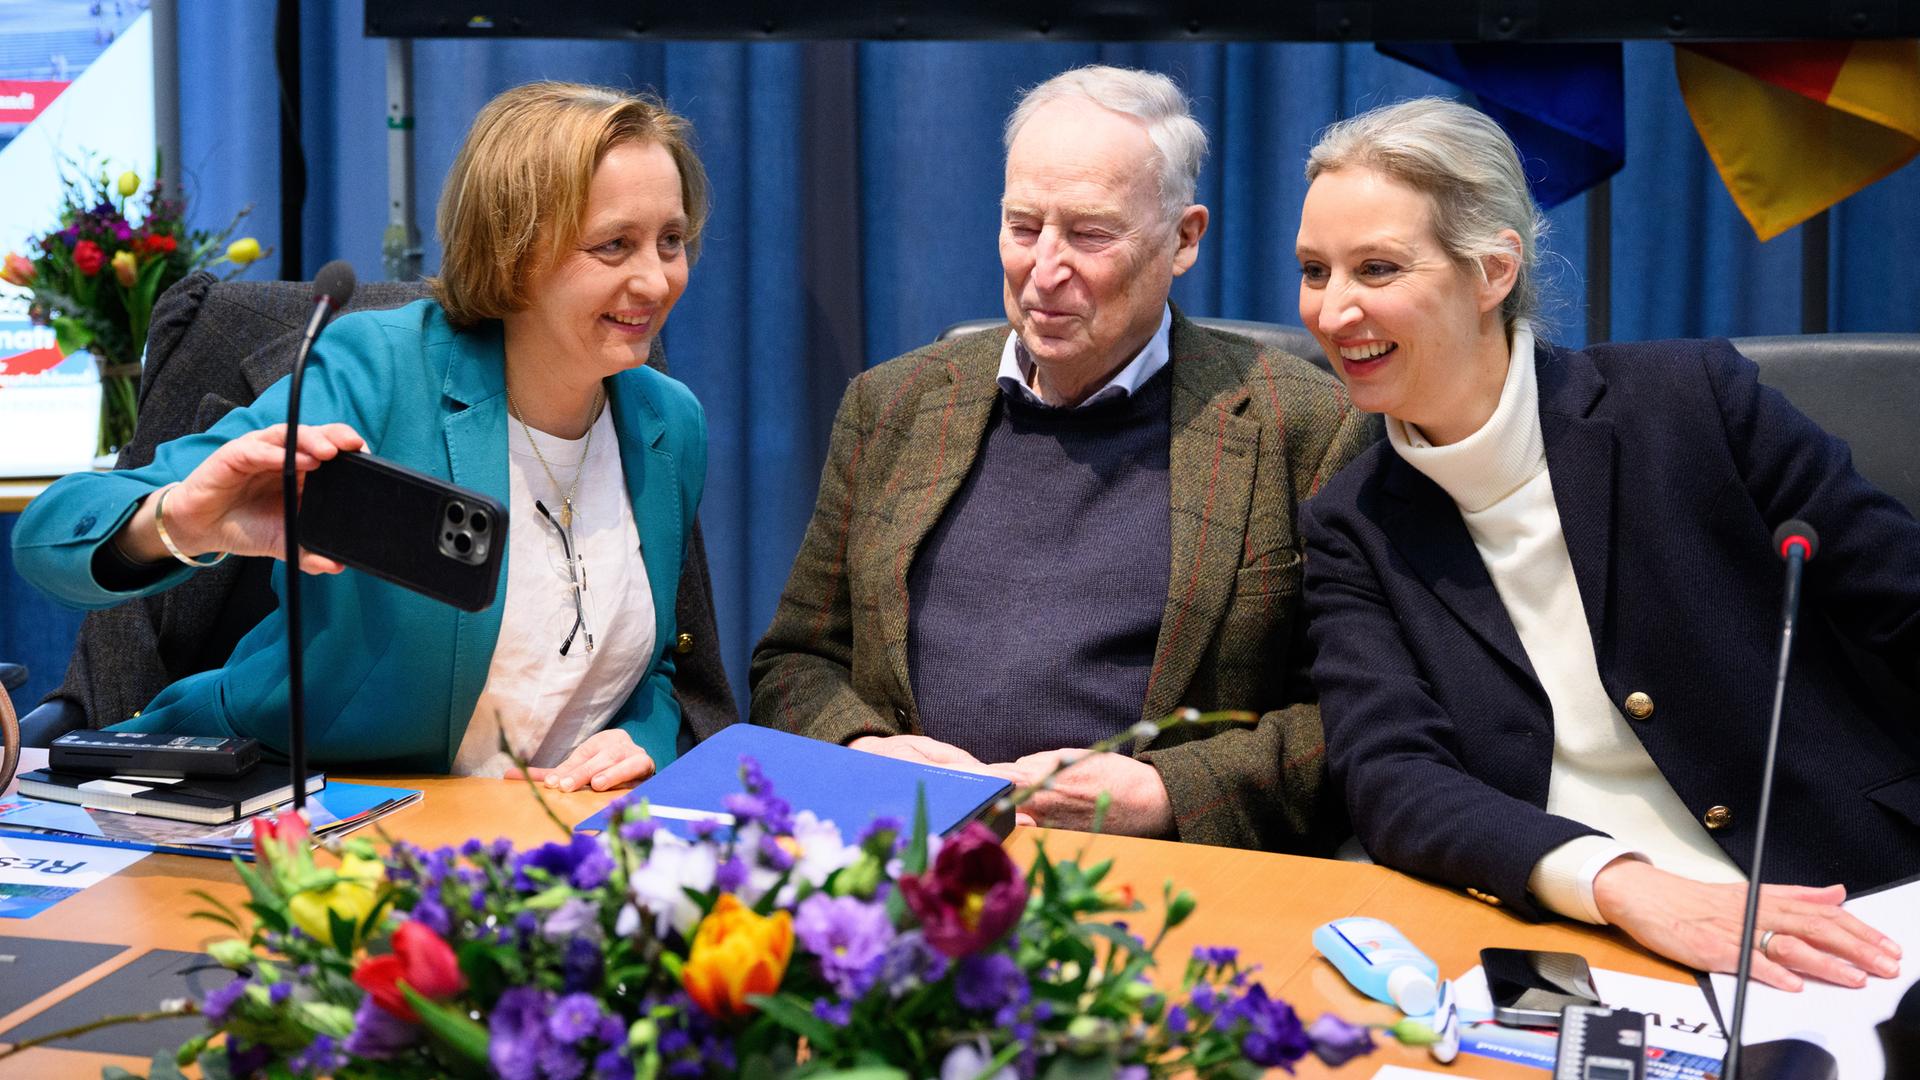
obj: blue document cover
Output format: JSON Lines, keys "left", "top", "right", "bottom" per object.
{"left": 574, "top": 725, "right": 1012, "bottom": 840}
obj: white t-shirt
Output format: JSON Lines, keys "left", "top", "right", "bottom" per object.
{"left": 453, "top": 405, "right": 656, "bottom": 775}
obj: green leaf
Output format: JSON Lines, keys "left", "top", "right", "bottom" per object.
{"left": 51, "top": 314, "right": 93, "bottom": 355}
{"left": 206, "top": 939, "right": 254, "bottom": 969}
{"left": 807, "top": 1069, "right": 911, "bottom": 1080}
{"left": 404, "top": 987, "right": 491, "bottom": 1069}
{"left": 294, "top": 1000, "right": 356, "bottom": 1039}
{"left": 101, "top": 1068, "right": 142, "bottom": 1080}
{"left": 747, "top": 992, "right": 837, "bottom": 1047}
{"left": 145, "top": 1045, "right": 189, "bottom": 1080}
{"left": 328, "top": 908, "right": 358, "bottom": 955}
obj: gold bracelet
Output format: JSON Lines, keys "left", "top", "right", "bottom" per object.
{"left": 152, "top": 484, "right": 228, "bottom": 568}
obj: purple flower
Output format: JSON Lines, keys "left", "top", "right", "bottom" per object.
{"left": 563, "top": 934, "right": 604, "bottom": 992}
{"left": 1220, "top": 985, "right": 1311, "bottom": 1070}
{"left": 1193, "top": 945, "right": 1239, "bottom": 968}
{"left": 794, "top": 893, "right": 896, "bottom": 997}
{"left": 549, "top": 992, "right": 604, "bottom": 1044}
{"left": 1118, "top": 1067, "right": 1148, "bottom": 1080}
{"left": 757, "top": 831, "right": 796, "bottom": 871}
{"left": 595, "top": 1048, "right": 635, "bottom": 1080}
{"left": 268, "top": 982, "right": 291, "bottom": 1005}
{"left": 202, "top": 978, "right": 249, "bottom": 1025}
{"left": 413, "top": 895, "right": 451, "bottom": 936}
{"left": 812, "top": 998, "right": 853, "bottom": 1026}
{"left": 878, "top": 928, "right": 949, "bottom": 994}
{"left": 857, "top": 816, "right": 905, "bottom": 849}
{"left": 621, "top": 817, "right": 660, "bottom": 843}
{"left": 490, "top": 986, "right": 554, "bottom": 1080}
{"left": 1166, "top": 1005, "right": 1190, "bottom": 1035}
{"left": 290, "top": 1034, "right": 346, "bottom": 1074}
{"left": 225, "top": 1039, "right": 271, "bottom": 1078}
{"left": 1306, "top": 1013, "right": 1376, "bottom": 1067}
{"left": 954, "top": 952, "right": 1029, "bottom": 1014}
{"left": 544, "top": 897, "right": 601, "bottom": 941}
{"left": 724, "top": 789, "right": 795, "bottom": 834}
{"left": 714, "top": 855, "right": 748, "bottom": 892}
{"left": 541, "top": 1042, "right": 587, "bottom": 1080}
{"left": 515, "top": 834, "right": 614, "bottom": 891}
{"left": 898, "top": 823, "right": 1028, "bottom": 957}
{"left": 344, "top": 995, "right": 418, "bottom": 1060}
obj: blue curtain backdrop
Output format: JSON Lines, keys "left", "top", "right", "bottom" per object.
{"left": 132, "top": 4, "right": 1920, "bottom": 713}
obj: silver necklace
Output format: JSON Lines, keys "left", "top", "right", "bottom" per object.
{"left": 506, "top": 384, "right": 604, "bottom": 529}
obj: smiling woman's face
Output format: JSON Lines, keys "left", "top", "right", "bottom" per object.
{"left": 507, "top": 140, "right": 690, "bottom": 384}
{"left": 1295, "top": 166, "right": 1513, "bottom": 446}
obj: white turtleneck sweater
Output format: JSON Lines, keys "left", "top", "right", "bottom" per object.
{"left": 1387, "top": 323, "right": 1745, "bottom": 924}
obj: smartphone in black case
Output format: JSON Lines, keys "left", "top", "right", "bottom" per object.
{"left": 297, "top": 450, "right": 506, "bottom": 612}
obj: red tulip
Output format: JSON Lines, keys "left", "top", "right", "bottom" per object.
{"left": 394, "top": 919, "right": 465, "bottom": 1001}
{"left": 353, "top": 920, "right": 465, "bottom": 1022}
{"left": 72, "top": 240, "right": 104, "bottom": 276}
{"left": 250, "top": 810, "right": 311, "bottom": 865}
{"left": 141, "top": 233, "right": 177, "bottom": 256}
{"left": 898, "top": 822, "right": 1029, "bottom": 957}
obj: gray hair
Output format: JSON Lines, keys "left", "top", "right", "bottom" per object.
{"left": 1004, "top": 65, "right": 1209, "bottom": 226}
{"left": 1306, "top": 97, "right": 1544, "bottom": 327}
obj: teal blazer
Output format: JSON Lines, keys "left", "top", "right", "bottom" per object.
{"left": 12, "top": 300, "right": 707, "bottom": 772}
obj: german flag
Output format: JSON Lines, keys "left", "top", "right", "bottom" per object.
{"left": 1676, "top": 41, "right": 1920, "bottom": 240}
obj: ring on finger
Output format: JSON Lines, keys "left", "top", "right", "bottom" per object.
{"left": 1758, "top": 929, "right": 1778, "bottom": 956}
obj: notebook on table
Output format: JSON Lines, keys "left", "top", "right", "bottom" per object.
{"left": 14, "top": 767, "right": 326, "bottom": 826}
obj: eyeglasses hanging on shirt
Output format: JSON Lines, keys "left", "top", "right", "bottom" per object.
{"left": 535, "top": 499, "right": 594, "bottom": 657}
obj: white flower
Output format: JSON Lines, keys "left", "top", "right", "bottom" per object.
{"left": 940, "top": 1040, "right": 1015, "bottom": 1080}
{"left": 626, "top": 833, "right": 717, "bottom": 936}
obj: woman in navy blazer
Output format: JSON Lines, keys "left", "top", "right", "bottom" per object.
{"left": 15, "top": 83, "right": 710, "bottom": 790}
{"left": 1295, "top": 99, "right": 1918, "bottom": 991}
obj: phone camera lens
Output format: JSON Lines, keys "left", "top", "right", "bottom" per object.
{"left": 469, "top": 510, "right": 489, "bottom": 532}
{"left": 453, "top": 533, "right": 473, "bottom": 555}
{"left": 446, "top": 503, "right": 466, "bottom": 525}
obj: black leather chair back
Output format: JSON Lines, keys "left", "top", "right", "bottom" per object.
{"left": 1733, "top": 334, "right": 1920, "bottom": 517}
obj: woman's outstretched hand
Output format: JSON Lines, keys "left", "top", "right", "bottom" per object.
{"left": 115, "top": 423, "right": 365, "bottom": 574}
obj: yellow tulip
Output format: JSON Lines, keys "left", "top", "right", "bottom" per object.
{"left": 111, "top": 249, "right": 138, "bottom": 288}
{"left": 226, "top": 237, "right": 263, "bottom": 266}
{"left": 117, "top": 171, "right": 140, "bottom": 197}
{"left": 681, "top": 894, "right": 793, "bottom": 1018}
{"left": 287, "top": 852, "right": 385, "bottom": 943}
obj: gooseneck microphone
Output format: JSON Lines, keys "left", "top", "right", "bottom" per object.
{"left": 1721, "top": 520, "right": 1834, "bottom": 1080}
{"left": 283, "top": 261, "right": 356, "bottom": 817}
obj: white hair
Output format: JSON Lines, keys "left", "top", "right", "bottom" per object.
{"left": 1306, "top": 97, "right": 1545, "bottom": 327}
{"left": 1004, "top": 65, "right": 1209, "bottom": 225}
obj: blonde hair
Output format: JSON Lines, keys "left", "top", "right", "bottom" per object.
{"left": 431, "top": 81, "right": 711, "bottom": 329}
{"left": 1306, "top": 97, "right": 1543, "bottom": 327}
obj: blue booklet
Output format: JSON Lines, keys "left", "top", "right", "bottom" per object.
{"left": 573, "top": 725, "right": 1012, "bottom": 840}
{"left": 0, "top": 781, "right": 422, "bottom": 861}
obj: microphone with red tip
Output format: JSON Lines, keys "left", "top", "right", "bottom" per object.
{"left": 1773, "top": 520, "right": 1818, "bottom": 565}
{"left": 1721, "top": 517, "right": 1837, "bottom": 1080}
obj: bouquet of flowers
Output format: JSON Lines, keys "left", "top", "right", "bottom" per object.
{"left": 6, "top": 752, "right": 1429, "bottom": 1080}
{"left": 0, "top": 158, "right": 267, "bottom": 457}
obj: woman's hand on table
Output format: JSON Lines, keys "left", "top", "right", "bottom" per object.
{"left": 1593, "top": 859, "right": 1902, "bottom": 991}
{"left": 116, "top": 423, "right": 366, "bottom": 573}
{"left": 506, "top": 729, "right": 655, "bottom": 792}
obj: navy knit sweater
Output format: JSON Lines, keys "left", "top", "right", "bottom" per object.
{"left": 906, "top": 368, "right": 1173, "bottom": 762}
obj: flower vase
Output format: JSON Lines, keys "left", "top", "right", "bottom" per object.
{"left": 95, "top": 351, "right": 140, "bottom": 460}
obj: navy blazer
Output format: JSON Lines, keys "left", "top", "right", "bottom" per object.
{"left": 1302, "top": 339, "right": 1920, "bottom": 920}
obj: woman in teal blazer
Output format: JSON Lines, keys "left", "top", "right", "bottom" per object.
{"left": 13, "top": 83, "right": 710, "bottom": 789}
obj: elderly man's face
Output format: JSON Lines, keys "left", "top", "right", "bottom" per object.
{"left": 1000, "top": 99, "right": 1205, "bottom": 394}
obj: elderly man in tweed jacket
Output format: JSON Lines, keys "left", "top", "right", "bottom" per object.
{"left": 751, "top": 66, "right": 1372, "bottom": 851}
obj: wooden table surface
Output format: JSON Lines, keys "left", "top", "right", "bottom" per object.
{"left": 0, "top": 776, "right": 1691, "bottom": 1079}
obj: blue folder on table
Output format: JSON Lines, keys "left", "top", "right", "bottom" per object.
{"left": 573, "top": 724, "right": 1012, "bottom": 840}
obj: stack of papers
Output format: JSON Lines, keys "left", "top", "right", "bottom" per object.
{"left": 0, "top": 781, "right": 421, "bottom": 860}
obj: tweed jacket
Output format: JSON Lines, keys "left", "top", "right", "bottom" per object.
{"left": 1303, "top": 339, "right": 1920, "bottom": 920}
{"left": 15, "top": 300, "right": 708, "bottom": 771}
{"left": 750, "top": 309, "right": 1375, "bottom": 851}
